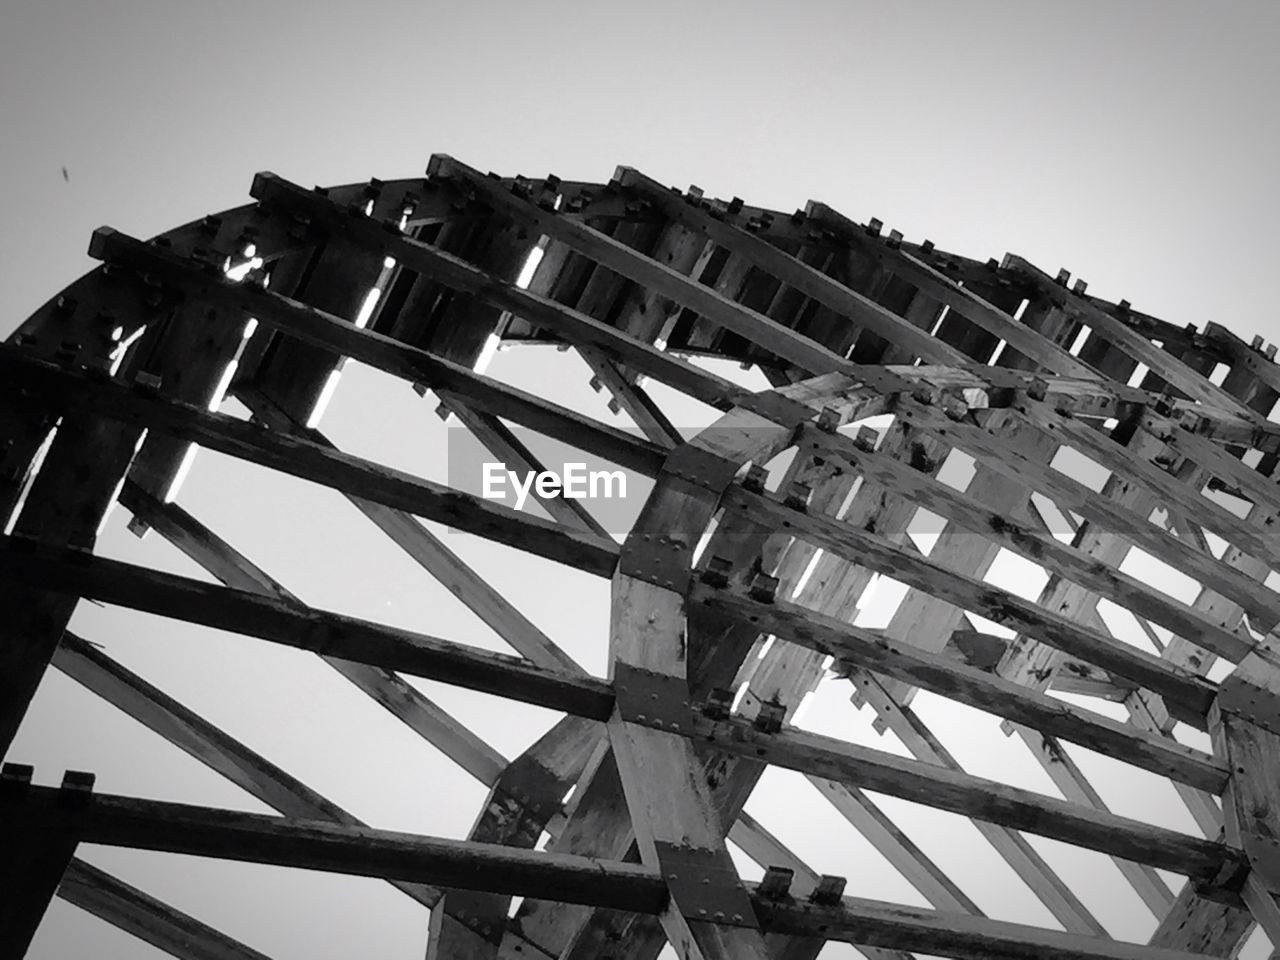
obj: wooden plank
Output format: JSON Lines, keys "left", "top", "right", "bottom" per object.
{"left": 2, "top": 785, "right": 668, "bottom": 914}
{"left": 722, "top": 484, "right": 1217, "bottom": 722}
{"left": 225, "top": 408, "right": 580, "bottom": 674}
{"left": 119, "top": 481, "right": 513, "bottom": 780}
{"left": 427, "top": 156, "right": 907, "bottom": 385}
{"left": 1004, "top": 255, "right": 1262, "bottom": 421}
{"left": 613, "top": 168, "right": 967, "bottom": 366}
{"left": 729, "top": 409, "right": 1100, "bottom": 935}
{"left": 51, "top": 633, "right": 442, "bottom": 910}
{"left": 59, "top": 858, "right": 275, "bottom": 960}
{"left": 846, "top": 671, "right": 1106, "bottom": 935}
{"left": 118, "top": 481, "right": 595, "bottom": 958}
{"left": 1009, "top": 400, "right": 1277, "bottom": 574}
{"left": 801, "top": 423, "right": 1251, "bottom": 663}
{"left": 691, "top": 714, "right": 1238, "bottom": 883}
{"left": 896, "top": 397, "right": 1280, "bottom": 631}
{"left": 756, "top": 895, "right": 1229, "bottom": 960}
{"left": 727, "top": 814, "right": 914, "bottom": 960}
{"left": 427, "top": 716, "right": 603, "bottom": 959}
{"left": 245, "top": 176, "right": 760, "bottom": 414}
{"left": 0, "top": 541, "right": 616, "bottom": 721}
{"left": 89, "top": 228, "right": 667, "bottom": 478}
{"left": 2, "top": 350, "right": 621, "bottom": 578}
{"left": 803, "top": 203, "right": 1099, "bottom": 380}
{"left": 690, "top": 585, "right": 1226, "bottom": 793}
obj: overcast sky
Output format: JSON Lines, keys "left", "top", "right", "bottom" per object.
{"left": 4, "top": 3, "right": 1280, "bottom": 959}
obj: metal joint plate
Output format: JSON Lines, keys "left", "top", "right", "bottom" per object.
{"left": 1218, "top": 678, "right": 1280, "bottom": 739}
{"left": 652, "top": 841, "right": 759, "bottom": 928}
{"left": 618, "top": 534, "right": 692, "bottom": 594}
{"left": 613, "top": 663, "right": 694, "bottom": 734}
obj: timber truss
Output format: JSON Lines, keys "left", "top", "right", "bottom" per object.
{"left": 4, "top": 155, "right": 1280, "bottom": 960}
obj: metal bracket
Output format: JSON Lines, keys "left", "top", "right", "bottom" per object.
{"left": 1218, "top": 677, "right": 1280, "bottom": 739}
{"left": 618, "top": 533, "right": 693, "bottom": 594}
{"left": 613, "top": 664, "right": 693, "bottom": 734}
{"left": 652, "top": 841, "right": 759, "bottom": 927}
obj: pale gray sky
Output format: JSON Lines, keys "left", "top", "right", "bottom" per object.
{"left": 4, "top": 2, "right": 1280, "bottom": 958}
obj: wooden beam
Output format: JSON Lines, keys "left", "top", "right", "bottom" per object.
{"left": 1004, "top": 255, "right": 1262, "bottom": 422}
{"left": 690, "top": 584, "right": 1227, "bottom": 793}
{"left": 58, "top": 858, "right": 275, "bottom": 960}
{"left": 611, "top": 167, "right": 969, "bottom": 367}
{"left": 1212, "top": 650, "right": 1280, "bottom": 946}
{"left": 721, "top": 484, "right": 1218, "bottom": 722}
{"left": 896, "top": 396, "right": 1280, "bottom": 631}
{"left": 119, "top": 481, "right": 512, "bottom": 780}
{"left": 1, "top": 785, "right": 668, "bottom": 915}
{"left": 427, "top": 156, "right": 905, "bottom": 385}
{"left": 692, "top": 715, "right": 1239, "bottom": 884}
{"left": 804, "top": 203, "right": 1099, "bottom": 380}
{"left": 756, "top": 895, "right": 1227, "bottom": 960}
{"left": 89, "top": 228, "right": 666, "bottom": 479}
{"left": 847, "top": 669, "right": 1106, "bottom": 934}
{"left": 800, "top": 423, "right": 1251, "bottom": 663}
{"left": 51, "top": 634, "right": 442, "bottom": 910}
{"left": 0, "top": 540, "right": 616, "bottom": 721}
{"left": 1, "top": 350, "right": 620, "bottom": 578}
{"left": 248, "top": 174, "right": 755, "bottom": 418}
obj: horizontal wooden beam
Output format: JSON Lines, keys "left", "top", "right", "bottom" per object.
{"left": 0, "top": 349, "right": 620, "bottom": 578}
{"left": 1003, "top": 255, "right": 1261, "bottom": 422}
{"left": 427, "top": 156, "right": 907, "bottom": 389}
{"left": 88, "top": 228, "right": 666, "bottom": 478}
{"left": 689, "top": 584, "right": 1228, "bottom": 794}
{"left": 12, "top": 786, "right": 1220, "bottom": 960}
{"left": 798, "top": 423, "right": 1252, "bottom": 663}
{"left": 895, "top": 395, "right": 1280, "bottom": 632}
{"left": 247, "top": 174, "right": 776, "bottom": 419}
{"left": 757, "top": 896, "right": 1222, "bottom": 960}
{"left": 612, "top": 167, "right": 969, "bottom": 367}
{"left": 694, "top": 715, "right": 1240, "bottom": 885}
{"left": 5, "top": 785, "right": 666, "bottom": 914}
{"left": 721, "top": 485, "right": 1218, "bottom": 722}
{"left": 0, "top": 539, "right": 616, "bottom": 721}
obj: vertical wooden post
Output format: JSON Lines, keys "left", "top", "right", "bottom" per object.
{"left": 0, "top": 767, "right": 91, "bottom": 960}
{"left": 1211, "top": 648, "right": 1280, "bottom": 946}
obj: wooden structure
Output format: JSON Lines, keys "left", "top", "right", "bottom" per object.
{"left": 4, "top": 155, "right": 1280, "bottom": 960}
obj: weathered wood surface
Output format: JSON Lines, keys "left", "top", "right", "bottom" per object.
{"left": 10, "top": 159, "right": 1280, "bottom": 960}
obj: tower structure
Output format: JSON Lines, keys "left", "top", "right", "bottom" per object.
{"left": 4, "top": 156, "right": 1280, "bottom": 959}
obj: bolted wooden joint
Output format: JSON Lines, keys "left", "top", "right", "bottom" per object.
{"left": 754, "top": 698, "right": 786, "bottom": 734}
{"left": 748, "top": 572, "right": 779, "bottom": 604}
{"left": 702, "top": 687, "right": 735, "bottom": 721}
{"left": 783, "top": 481, "right": 812, "bottom": 513}
{"left": 741, "top": 464, "right": 769, "bottom": 494}
{"left": 699, "top": 556, "right": 733, "bottom": 589}
{"left": 58, "top": 769, "right": 96, "bottom": 806}
{"left": 853, "top": 426, "right": 878, "bottom": 452}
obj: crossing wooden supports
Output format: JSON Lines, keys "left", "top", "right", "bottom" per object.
{"left": 9, "top": 158, "right": 1280, "bottom": 960}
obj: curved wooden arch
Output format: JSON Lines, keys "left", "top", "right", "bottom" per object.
{"left": 4, "top": 155, "right": 1280, "bottom": 960}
